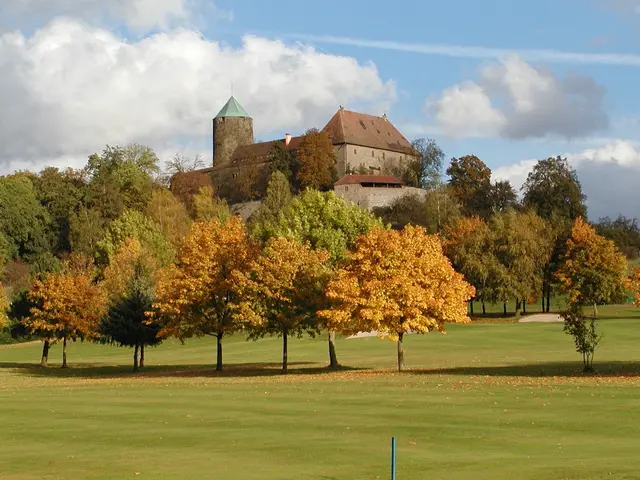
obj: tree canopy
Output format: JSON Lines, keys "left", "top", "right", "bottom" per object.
{"left": 556, "top": 217, "right": 628, "bottom": 315}
{"left": 322, "top": 225, "right": 475, "bottom": 371}
{"left": 522, "top": 156, "right": 587, "bottom": 223}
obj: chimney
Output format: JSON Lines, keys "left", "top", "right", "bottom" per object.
{"left": 382, "top": 113, "right": 388, "bottom": 121}
{"left": 285, "top": 133, "right": 292, "bottom": 146}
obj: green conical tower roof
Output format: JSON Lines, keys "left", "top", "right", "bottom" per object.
{"left": 214, "top": 96, "right": 251, "bottom": 119}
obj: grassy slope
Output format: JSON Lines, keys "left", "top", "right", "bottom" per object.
{"left": 2, "top": 309, "right": 640, "bottom": 480}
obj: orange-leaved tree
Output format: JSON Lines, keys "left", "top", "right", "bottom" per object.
{"left": 234, "top": 237, "right": 331, "bottom": 374}
{"left": 556, "top": 217, "right": 627, "bottom": 316}
{"left": 628, "top": 267, "right": 640, "bottom": 307}
{"left": 443, "top": 216, "right": 494, "bottom": 315}
{"left": 321, "top": 225, "right": 475, "bottom": 371}
{"left": 296, "top": 128, "right": 337, "bottom": 191}
{"left": 152, "top": 216, "right": 256, "bottom": 371}
{"left": 24, "top": 255, "right": 107, "bottom": 368}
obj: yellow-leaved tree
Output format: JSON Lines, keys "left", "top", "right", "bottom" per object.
{"left": 234, "top": 237, "right": 331, "bottom": 374}
{"left": 0, "top": 282, "right": 9, "bottom": 330}
{"left": 556, "top": 217, "right": 628, "bottom": 316}
{"left": 24, "top": 255, "right": 107, "bottom": 368}
{"left": 321, "top": 225, "right": 475, "bottom": 371}
{"left": 152, "top": 216, "right": 255, "bottom": 371}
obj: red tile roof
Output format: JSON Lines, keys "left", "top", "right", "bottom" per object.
{"left": 231, "top": 136, "right": 304, "bottom": 163}
{"left": 322, "top": 108, "right": 418, "bottom": 156}
{"left": 334, "top": 174, "right": 404, "bottom": 186}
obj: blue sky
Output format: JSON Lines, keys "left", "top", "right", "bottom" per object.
{"left": 214, "top": 0, "right": 640, "bottom": 169}
{"left": 1, "top": 0, "right": 639, "bottom": 218}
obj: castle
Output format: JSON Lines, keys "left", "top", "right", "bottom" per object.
{"left": 178, "top": 96, "right": 425, "bottom": 210}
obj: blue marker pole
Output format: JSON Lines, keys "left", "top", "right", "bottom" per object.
{"left": 390, "top": 436, "right": 396, "bottom": 480}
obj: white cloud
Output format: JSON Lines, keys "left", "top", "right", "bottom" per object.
{"left": 0, "top": 18, "right": 396, "bottom": 173}
{"left": 0, "top": 0, "right": 217, "bottom": 32}
{"left": 291, "top": 34, "right": 640, "bottom": 67}
{"left": 493, "top": 140, "right": 640, "bottom": 219}
{"left": 426, "top": 55, "right": 608, "bottom": 140}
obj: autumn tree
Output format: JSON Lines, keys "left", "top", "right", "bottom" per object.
{"left": 24, "top": 256, "right": 106, "bottom": 367}
{"left": 170, "top": 171, "right": 214, "bottom": 210}
{"left": 446, "top": 155, "right": 492, "bottom": 218}
{"left": 322, "top": 226, "right": 475, "bottom": 371}
{"left": 443, "top": 216, "right": 495, "bottom": 315}
{"left": 145, "top": 188, "right": 192, "bottom": 248}
{"left": 191, "top": 186, "right": 231, "bottom": 222}
{"left": 487, "top": 210, "right": 553, "bottom": 315}
{"left": 555, "top": 217, "right": 627, "bottom": 316}
{"left": 99, "top": 240, "right": 162, "bottom": 371}
{"left": 152, "top": 216, "right": 255, "bottom": 371}
{"left": 296, "top": 129, "right": 337, "bottom": 191}
{"left": 235, "top": 237, "right": 330, "bottom": 373}
{"left": 0, "top": 282, "right": 8, "bottom": 330}
{"left": 250, "top": 189, "right": 383, "bottom": 368}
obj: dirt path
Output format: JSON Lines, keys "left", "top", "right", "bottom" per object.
{"left": 518, "top": 313, "right": 563, "bottom": 323}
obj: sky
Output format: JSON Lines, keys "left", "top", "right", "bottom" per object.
{"left": 1, "top": 0, "right": 639, "bottom": 219}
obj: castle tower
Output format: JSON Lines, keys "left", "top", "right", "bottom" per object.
{"left": 212, "top": 96, "right": 254, "bottom": 169}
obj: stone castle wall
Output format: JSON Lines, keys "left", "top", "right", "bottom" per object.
{"left": 335, "top": 144, "right": 415, "bottom": 176}
{"left": 334, "top": 184, "right": 427, "bottom": 211}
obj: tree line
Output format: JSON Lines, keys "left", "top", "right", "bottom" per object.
{"left": 1, "top": 139, "right": 638, "bottom": 373}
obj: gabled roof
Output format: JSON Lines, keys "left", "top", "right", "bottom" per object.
{"left": 322, "top": 108, "right": 418, "bottom": 156}
{"left": 334, "top": 174, "right": 404, "bottom": 186}
{"left": 215, "top": 96, "right": 251, "bottom": 119}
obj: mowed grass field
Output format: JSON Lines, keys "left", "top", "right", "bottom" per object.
{"left": 2, "top": 306, "right": 640, "bottom": 480}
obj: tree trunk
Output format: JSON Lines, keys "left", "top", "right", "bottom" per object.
{"left": 133, "top": 344, "right": 139, "bottom": 372}
{"left": 522, "top": 300, "right": 527, "bottom": 314}
{"left": 282, "top": 330, "right": 288, "bottom": 374}
{"left": 515, "top": 298, "right": 521, "bottom": 316}
{"left": 61, "top": 336, "right": 68, "bottom": 369}
{"left": 593, "top": 303, "right": 599, "bottom": 317}
{"left": 40, "top": 340, "right": 50, "bottom": 367}
{"left": 328, "top": 331, "right": 339, "bottom": 369}
{"left": 546, "top": 288, "right": 551, "bottom": 313}
{"left": 139, "top": 343, "right": 145, "bottom": 368}
{"left": 397, "top": 333, "right": 405, "bottom": 372}
{"left": 541, "top": 293, "right": 545, "bottom": 313}
{"left": 482, "top": 301, "right": 486, "bottom": 315}
{"left": 469, "top": 301, "right": 474, "bottom": 315}
{"left": 503, "top": 303, "right": 507, "bottom": 317}
{"left": 216, "top": 334, "right": 223, "bottom": 371}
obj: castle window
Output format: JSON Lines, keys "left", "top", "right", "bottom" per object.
{"left": 345, "top": 187, "right": 349, "bottom": 192}
{"left": 383, "top": 152, "right": 386, "bottom": 160}
{"left": 354, "top": 148, "right": 357, "bottom": 154}
{"left": 371, "top": 150, "right": 374, "bottom": 157}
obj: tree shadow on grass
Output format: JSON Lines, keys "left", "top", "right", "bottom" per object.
{"left": 0, "top": 361, "right": 368, "bottom": 379}
{"left": 410, "top": 361, "right": 640, "bottom": 378}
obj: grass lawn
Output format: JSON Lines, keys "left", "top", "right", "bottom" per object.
{"left": 2, "top": 307, "right": 640, "bottom": 479}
